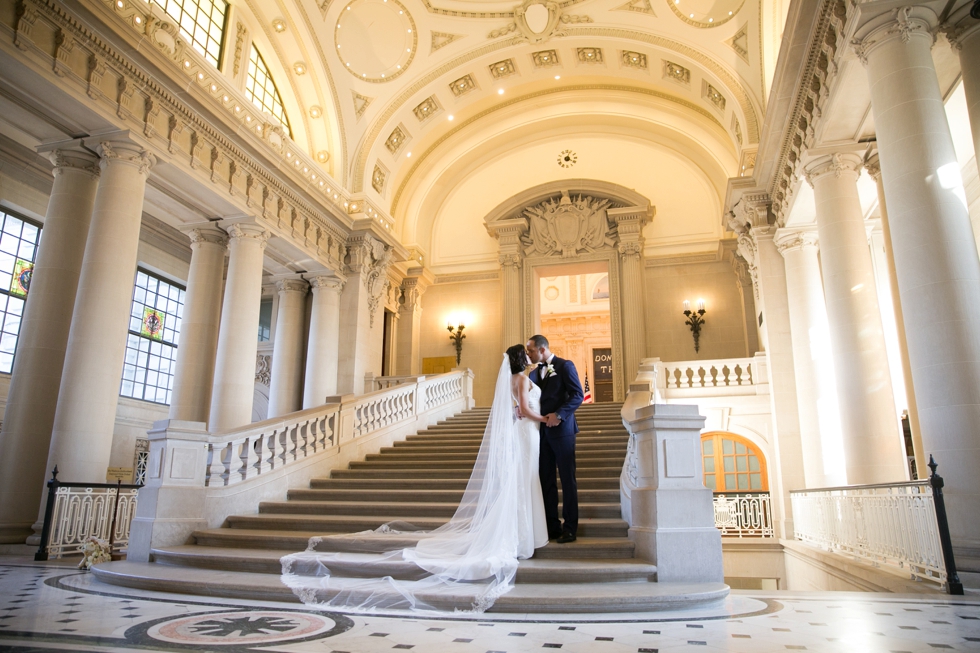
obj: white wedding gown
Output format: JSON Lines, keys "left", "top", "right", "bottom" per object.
{"left": 280, "top": 356, "right": 548, "bottom": 613}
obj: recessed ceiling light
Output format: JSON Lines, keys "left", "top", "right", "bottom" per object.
{"left": 498, "top": 89, "right": 504, "bottom": 95}
{"left": 448, "top": 115, "right": 454, "bottom": 121}
{"left": 406, "top": 152, "right": 412, "bottom": 157}
{"left": 555, "top": 75, "right": 560, "bottom": 80}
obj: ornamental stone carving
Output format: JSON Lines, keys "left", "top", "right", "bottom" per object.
{"left": 255, "top": 353, "right": 272, "bottom": 386}
{"left": 774, "top": 229, "right": 819, "bottom": 255}
{"left": 522, "top": 191, "right": 614, "bottom": 258}
{"left": 187, "top": 227, "right": 228, "bottom": 248}
{"left": 48, "top": 149, "right": 101, "bottom": 179}
{"left": 346, "top": 235, "right": 393, "bottom": 327}
{"left": 276, "top": 278, "right": 309, "bottom": 294}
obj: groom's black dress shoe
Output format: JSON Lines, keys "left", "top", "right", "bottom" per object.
{"left": 556, "top": 532, "right": 576, "bottom": 544}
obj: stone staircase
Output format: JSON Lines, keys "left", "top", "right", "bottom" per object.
{"left": 93, "top": 402, "right": 728, "bottom": 611}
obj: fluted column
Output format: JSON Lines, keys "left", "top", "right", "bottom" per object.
{"left": 208, "top": 223, "right": 268, "bottom": 431}
{"left": 856, "top": 7, "right": 980, "bottom": 559}
{"left": 168, "top": 225, "right": 227, "bottom": 423}
{"left": 950, "top": 23, "right": 980, "bottom": 182}
{"left": 803, "top": 153, "right": 905, "bottom": 484}
{"left": 44, "top": 140, "right": 155, "bottom": 486}
{"left": 0, "top": 147, "right": 100, "bottom": 543}
{"left": 303, "top": 275, "right": 344, "bottom": 407}
{"left": 394, "top": 273, "right": 429, "bottom": 376}
{"left": 267, "top": 277, "right": 309, "bottom": 417}
{"left": 775, "top": 229, "right": 846, "bottom": 488}
{"left": 867, "top": 154, "right": 924, "bottom": 474}
{"left": 486, "top": 219, "right": 527, "bottom": 349}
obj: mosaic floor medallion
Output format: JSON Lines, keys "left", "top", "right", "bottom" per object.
{"left": 145, "top": 610, "right": 341, "bottom": 646}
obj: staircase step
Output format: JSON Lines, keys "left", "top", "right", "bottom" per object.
{"left": 91, "top": 562, "right": 726, "bottom": 613}
{"left": 330, "top": 466, "right": 623, "bottom": 479}
{"left": 258, "top": 500, "right": 622, "bottom": 519}
{"left": 286, "top": 488, "right": 621, "bottom": 503}
{"left": 388, "top": 441, "right": 626, "bottom": 452}
{"left": 149, "top": 546, "right": 656, "bottom": 583}
{"left": 225, "top": 513, "right": 629, "bottom": 537}
{"left": 349, "top": 458, "right": 623, "bottom": 469}
{"left": 309, "top": 477, "right": 621, "bottom": 490}
{"left": 192, "top": 529, "right": 635, "bottom": 559}
{"left": 365, "top": 451, "right": 625, "bottom": 462}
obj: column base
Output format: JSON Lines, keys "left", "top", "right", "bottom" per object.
{"left": 0, "top": 523, "right": 33, "bottom": 545}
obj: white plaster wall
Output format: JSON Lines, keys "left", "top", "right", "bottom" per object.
{"left": 420, "top": 279, "right": 501, "bottom": 406}
{"left": 645, "top": 260, "right": 750, "bottom": 361}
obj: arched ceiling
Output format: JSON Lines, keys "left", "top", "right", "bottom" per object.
{"left": 235, "top": 0, "right": 767, "bottom": 265}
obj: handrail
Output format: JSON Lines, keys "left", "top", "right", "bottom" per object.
{"left": 203, "top": 370, "right": 469, "bottom": 487}
{"left": 662, "top": 356, "right": 759, "bottom": 389}
{"left": 790, "top": 456, "right": 963, "bottom": 595}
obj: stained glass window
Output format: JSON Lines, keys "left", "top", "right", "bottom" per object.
{"left": 120, "top": 269, "right": 185, "bottom": 405}
{"left": 0, "top": 209, "right": 40, "bottom": 374}
{"left": 150, "top": 0, "right": 228, "bottom": 68}
{"left": 246, "top": 45, "right": 291, "bottom": 136}
{"left": 701, "top": 432, "right": 768, "bottom": 493}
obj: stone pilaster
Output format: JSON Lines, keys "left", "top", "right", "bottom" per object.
{"left": 394, "top": 271, "right": 431, "bottom": 376}
{"left": 168, "top": 225, "right": 227, "bottom": 423}
{"left": 948, "top": 22, "right": 980, "bottom": 193}
{"left": 267, "top": 277, "right": 309, "bottom": 417}
{"left": 486, "top": 219, "right": 527, "bottom": 349}
{"left": 303, "top": 274, "right": 344, "bottom": 407}
{"left": 803, "top": 153, "right": 905, "bottom": 485}
{"left": 208, "top": 222, "right": 269, "bottom": 431}
{"left": 0, "top": 146, "right": 100, "bottom": 543}
{"left": 856, "top": 6, "right": 980, "bottom": 560}
{"left": 337, "top": 234, "right": 391, "bottom": 395}
{"left": 44, "top": 140, "right": 155, "bottom": 488}
{"left": 775, "top": 228, "right": 846, "bottom": 488}
{"left": 609, "top": 206, "right": 651, "bottom": 385}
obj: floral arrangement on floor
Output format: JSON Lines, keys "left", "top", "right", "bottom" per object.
{"left": 78, "top": 537, "right": 112, "bottom": 570}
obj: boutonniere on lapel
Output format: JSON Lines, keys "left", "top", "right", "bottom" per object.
{"left": 541, "top": 363, "right": 557, "bottom": 380}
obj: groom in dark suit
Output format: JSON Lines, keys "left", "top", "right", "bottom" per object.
{"left": 527, "top": 335, "right": 584, "bottom": 543}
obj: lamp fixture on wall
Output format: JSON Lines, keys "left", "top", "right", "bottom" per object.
{"left": 683, "top": 299, "right": 706, "bottom": 353}
{"left": 447, "top": 321, "right": 466, "bottom": 365}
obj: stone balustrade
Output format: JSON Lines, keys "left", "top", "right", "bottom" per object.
{"left": 127, "top": 369, "right": 474, "bottom": 561}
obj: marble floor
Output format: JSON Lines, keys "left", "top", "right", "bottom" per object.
{"left": 0, "top": 557, "right": 978, "bottom": 652}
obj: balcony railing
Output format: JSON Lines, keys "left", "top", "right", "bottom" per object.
{"left": 790, "top": 458, "right": 963, "bottom": 594}
{"left": 663, "top": 357, "right": 760, "bottom": 390}
{"left": 713, "top": 492, "right": 774, "bottom": 538}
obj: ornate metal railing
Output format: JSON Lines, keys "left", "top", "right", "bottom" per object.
{"left": 205, "top": 370, "right": 469, "bottom": 487}
{"left": 35, "top": 468, "right": 141, "bottom": 561}
{"left": 713, "top": 492, "right": 774, "bottom": 538}
{"left": 790, "top": 457, "right": 963, "bottom": 594}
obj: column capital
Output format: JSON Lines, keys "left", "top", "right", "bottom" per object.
{"left": 224, "top": 221, "right": 269, "bottom": 247}
{"left": 851, "top": 6, "right": 940, "bottom": 66}
{"left": 774, "top": 228, "right": 819, "bottom": 256}
{"left": 499, "top": 252, "right": 523, "bottom": 269}
{"left": 96, "top": 140, "right": 155, "bottom": 176}
{"left": 46, "top": 148, "right": 101, "bottom": 180}
{"left": 803, "top": 152, "right": 863, "bottom": 186}
{"left": 275, "top": 276, "right": 309, "bottom": 295}
{"left": 943, "top": 19, "right": 980, "bottom": 50}
{"left": 184, "top": 224, "right": 228, "bottom": 249}
{"left": 307, "top": 274, "right": 346, "bottom": 293}
{"left": 865, "top": 153, "right": 882, "bottom": 182}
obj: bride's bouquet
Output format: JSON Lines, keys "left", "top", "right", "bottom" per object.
{"left": 78, "top": 537, "right": 112, "bottom": 570}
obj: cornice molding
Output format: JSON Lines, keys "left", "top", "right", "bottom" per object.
{"left": 4, "top": 0, "right": 351, "bottom": 274}
{"left": 434, "top": 270, "right": 500, "bottom": 284}
{"left": 141, "top": 213, "right": 193, "bottom": 263}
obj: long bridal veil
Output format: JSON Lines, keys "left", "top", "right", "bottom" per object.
{"left": 280, "top": 355, "right": 529, "bottom": 613}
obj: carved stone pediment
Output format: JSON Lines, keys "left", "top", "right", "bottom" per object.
{"left": 522, "top": 191, "right": 615, "bottom": 258}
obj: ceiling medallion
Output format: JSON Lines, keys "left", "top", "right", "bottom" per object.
{"left": 557, "top": 150, "right": 577, "bottom": 168}
{"left": 667, "top": 0, "right": 743, "bottom": 27}
{"left": 335, "top": 0, "right": 417, "bottom": 83}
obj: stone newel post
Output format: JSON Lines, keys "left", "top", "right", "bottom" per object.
{"left": 622, "top": 401, "right": 723, "bottom": 583}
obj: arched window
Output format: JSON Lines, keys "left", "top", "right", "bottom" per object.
{"left": 246, "top": 45, "right": 291, "bottom": 136}
{"left": 701, "top": 431, "right": 768, "bottom": 493}
{"left": 152, "top": 0, "right": 228, "bottom": 68}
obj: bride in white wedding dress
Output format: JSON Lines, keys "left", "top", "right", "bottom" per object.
{"left": 280, "top": 345, "right": 549, "bottom": 613}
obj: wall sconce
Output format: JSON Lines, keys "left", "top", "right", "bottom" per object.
{"left": 683, "top": 299, "right": 706, "bottom": 353}
{"left": 447, "top": 322, "right": 466, "bottom": 365}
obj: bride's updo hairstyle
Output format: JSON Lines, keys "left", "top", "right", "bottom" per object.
{"left": 506, "top": 344, "right": 529, "bottom": 374}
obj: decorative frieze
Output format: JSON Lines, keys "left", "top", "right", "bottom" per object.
{"left": 531, "top": 49, "right": 560, "bottom": 67}
{"left": 412, "top": 96, "right": 440, "bottom": 122}
{"left": 523, "top": 191, "right": 615, "bottom": 258}
{"left": 577, "top": 47, "right": 603, "bottom": 64}
{"left": 702, "top": 81, "right": 726, "bottom": 111}
{"left": 662, "top": 60, "right": 690, "bottom": 84}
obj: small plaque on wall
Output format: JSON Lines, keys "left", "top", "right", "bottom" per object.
{"left": 106, "top": 467, "right": 133, "bottom": 483}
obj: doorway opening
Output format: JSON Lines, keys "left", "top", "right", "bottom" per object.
{"left": 534, "top": 261, "right": 613, "bottom": 403}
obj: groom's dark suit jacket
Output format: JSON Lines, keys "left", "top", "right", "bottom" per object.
{"left": 530, "top": 356, "right": 584, "bottom": 438}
